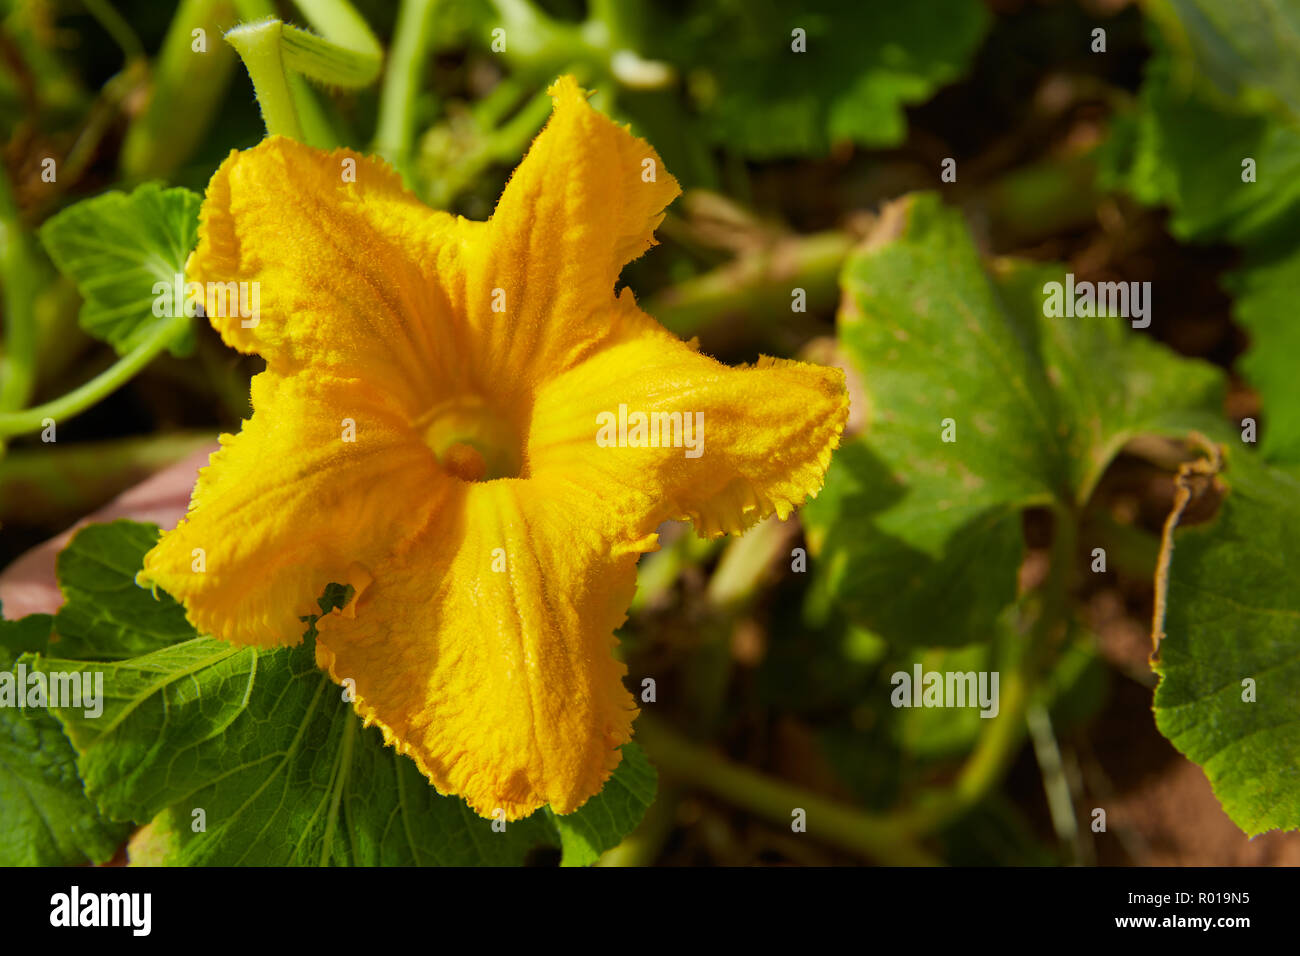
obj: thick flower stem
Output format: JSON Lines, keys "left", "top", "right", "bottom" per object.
{"left": 227, "top": 1, "right": 383, "bottom": 145}
{"left": 0, "top": 313, "right": 190, "bottom": 438}
{"left": 226, "top": 19, "right": 304, "bottom": 141}
{"left": 635, "top": 714, "right": 940, "bottom": 866}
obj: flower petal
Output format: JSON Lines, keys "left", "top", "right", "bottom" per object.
{"left": 139, "top": 370, "right": 447, "bottom": 645}
{"left": 527, "top": 291, "right": 849, "bottom": 537}
{"left": 314, "top": 474, "right": 650, "bottom": 819}
{"left": 188, "top": 136, "right": 477, "bottom": 414}
{"left": 452, "top": 75, "right": 681, "bottom": 394}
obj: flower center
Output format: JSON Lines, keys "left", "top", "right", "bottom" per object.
{"left": 419, "top": 396, "right": 523, "bottom": 482}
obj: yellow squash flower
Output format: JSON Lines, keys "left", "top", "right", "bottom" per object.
{"left": 139, "top": 76, "right": 848, "bottom": 819}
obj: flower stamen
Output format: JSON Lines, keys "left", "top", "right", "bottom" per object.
{"left": 442, "top": 442, "right": 487, "bottom": 482}
{"left": 418, "top": 396, "right": 523, "bottom": 481}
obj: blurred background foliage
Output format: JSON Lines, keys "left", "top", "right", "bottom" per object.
{"left": 1, "top": 0, "right": 1298, "bottom": 865}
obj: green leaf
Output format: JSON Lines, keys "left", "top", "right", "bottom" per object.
{"left": 547, "top": 742, "right": 657, "bottom": 867}
{"left": 39, "top": 183, "right": 200, "bottom": 357}
{"left": 675, "top": 0, "right": 989, "bottom": 158}
{"left": 0, "top": 612, "right": 130, "bottom": 865}
{"left": 1100, "top": 37, "right": 1300, "bottom": 246}
{"left": 1153, "top": 446, "right": 1300, "bottom": 835}
{"left": 1146, "top": 0, "right": 1300, "bottom": 125}
{"left": 1224, "top": 248, "right": 1300, "bottom": 463}
{"left": 44, "top": 636, "right": 655, "bottom": 865}
{"left": 1098, "top": 11, "right": 1300, "bottom": 472}
{"left": 0, "top": 604, "right": 53, "bottom": 657}
{"left": 995, "top": 256, "right": 1230, "bottom": 494}
{"left": 29, "top": 521, "right": 655, "bottom": 865}
{"left": 41, "top": 635, "right": 554, "bottom": 865}
{"left": 52, "top": 520, "right": 193, "bottom": 660}
{"left": 804, "top": 193, "right": 1225, "bottom": 645}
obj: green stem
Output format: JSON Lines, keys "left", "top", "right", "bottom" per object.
{"left": 0, "top": 168, "right": 38, "bottom": 415}
{"left": 0, "top": 313, "right": 189, "bottom": 437}
{"left": 630, "top": 532, "right": 720, "bottom": 613}
{"left": 644, "top": 230, "right": 854, "bottom": 338}
{"left": 707, "top": 516, "right": 790, "bottom": 612}
{"left": 690, "top": 519, "right": 788, "bottom": 732}
{"left": 1026, "top": 700, "right": 1080, "bottom": 862}
{"left": 636, "top": 715, "right": 939, "bottom": 866}
{"left": 294, "top": 0, "right": 382, "bottom": 62}
{"left": 423, "top": 82, "right": 555, "bottom": 207}
{"left": 286, "top": 73, "right": 342, "bottom": 149}
{"left": 488, "top": 82, "right": 560, "bottom": 159}
{"left": 281, "top": 9, "right": 381, "bottom": 87}
{"left": 373, "top": 0, "right": 437, "bottom": 177}
{"left": 488, "top": 0, "right": 574, "bottom": 65}
{"left": 228, "top": 0, "right": 382, "bottom": 145}
{"left": 894, "top": 660, "right": 1032, "bottom": 835}
{"left": 225, "top": 19, "right": 304, "bottom": 140}
{"left": 121, "top": 0, "right": 239, "bottom": 180}
{"left": 587, "top": 0, "right": 641, "bottom": 50}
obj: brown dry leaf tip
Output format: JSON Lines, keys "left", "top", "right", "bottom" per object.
{"left": 1150, "top": 432, "right": 1226, "bottom": 664}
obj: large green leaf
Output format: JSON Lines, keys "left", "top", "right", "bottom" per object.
{"left": 25, "top": 521, "right": 654, "bottom": 866}
{"left": 1153, "top": 446, "right": 1300, "bottom": 835}
{"left": 39, "top": 183, "right": 200, "bottom": 357}
{"left": 0, "top": 609, "right": 130, "bottom": 865}
{"left": 39, "top": 636, "right": 547, "bottom": 865}
{"left": 804, "top": 193, "right": 1225, "bottom": 645}
{"left": 1095, "top": 5, "right": 1300, "bottom": 835}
